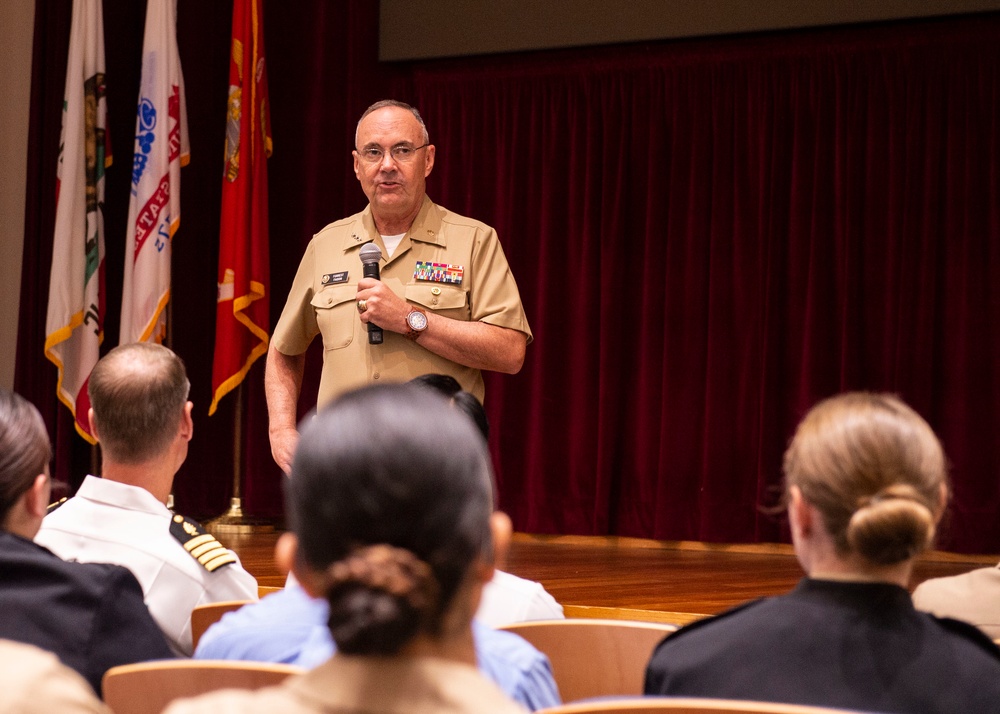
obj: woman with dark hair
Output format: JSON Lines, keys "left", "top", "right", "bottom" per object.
{"left": 406, "top": 374, "right": 563, "bottom": 625}
{"left": 410, "top": 372, "right": 490, "bottom": 441}
{"left": 168, "top": 384, "right": 525, "bottom": 713}
{"left": 645, "top": 392, "right": 1000, "bottom": 712}
{"left": 0, "top": 389, "right": 173, "bottom": 696}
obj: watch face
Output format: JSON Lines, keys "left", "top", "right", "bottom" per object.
{"left": 407, "top": 310, "right": 428, "bottom": 331}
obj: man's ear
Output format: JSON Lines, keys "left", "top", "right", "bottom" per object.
{"left": 424, "top": 144, "right": 436, "bottom": 178}
{"left": 87, "top": 408, "right": 100, "bottom": 442}
{"left": 179, "top": 401, "right": 194, "bottom": 442}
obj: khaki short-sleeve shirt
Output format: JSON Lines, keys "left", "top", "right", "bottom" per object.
{"left": 272, "top": 197, "right": 532, "bottom": 407}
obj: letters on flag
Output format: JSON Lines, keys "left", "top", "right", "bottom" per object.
{"left": 44, "top": 0, "right": 110, "bottom": 443}
{"left": 120, "top": 0, "right": 189, "bottom": 345}
{"left": 209, "top": 0, "right": 272, "bottom": 415}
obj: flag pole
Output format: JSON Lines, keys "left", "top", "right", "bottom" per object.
{"left": 205, "top": 0, "right": 273, "bottom": 536}
{"left": 206, "top": 383, "right": 270, "bottom": 534}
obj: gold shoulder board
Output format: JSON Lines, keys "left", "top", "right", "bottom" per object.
{"left": 169, "top": 514, "right": 237, "bottom": 572}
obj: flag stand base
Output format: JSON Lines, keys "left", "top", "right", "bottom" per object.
{"left": 205, "top": 498, "right": 273, "bottom": 535}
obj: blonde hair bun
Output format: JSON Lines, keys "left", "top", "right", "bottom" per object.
{"left": 784, "top": 392, "right": 946, "bottom": 565}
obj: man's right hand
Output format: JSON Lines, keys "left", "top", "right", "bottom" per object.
{"left": 269, "top": 426, "right": 300, "bottom": 476}
{"left": 264, "top": 347, "right": 307, "bottom": 475}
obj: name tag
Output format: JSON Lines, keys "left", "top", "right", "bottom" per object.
{"left": 322, "top": 271, "right": 349, "bottom": 285}
{"left": 413, "top": 262, "right": 463, "bottom": 285}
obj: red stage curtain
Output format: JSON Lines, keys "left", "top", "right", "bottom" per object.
{"left": 17, "top": 3, "right": 1000, "bottom": 552}
{"left": 399, "top": 18, "right": 1000, "bottom": 550}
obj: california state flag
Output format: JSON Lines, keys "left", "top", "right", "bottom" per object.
{"left": 44, "top": 0, "right": 110, "bottom": 443}
{"left": 209, "top": 0, "right": 272, "bottom": 415}
{"left": 120, "top": 0, "right": 189, "bottom": 344}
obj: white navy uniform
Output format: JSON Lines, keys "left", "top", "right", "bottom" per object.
{"left": 286, "top": 567, "right": 564, "bottom": 628}
{"left": 476, "top": 570, "right": 564, "bottom": 627}
{"left": 36, "top": 476, "right": 258, "bottom": 656}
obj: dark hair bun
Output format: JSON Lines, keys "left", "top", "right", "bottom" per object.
{"left": 322, "top": 545, "right": 440, "bottom": 655}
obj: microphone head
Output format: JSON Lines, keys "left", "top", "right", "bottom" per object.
{"left": 359, "top": 242, "right": 383, "bottom": 265}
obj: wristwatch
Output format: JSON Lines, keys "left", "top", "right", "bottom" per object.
{"left": 405, "top": 308, "right": 428, "bottom": 340}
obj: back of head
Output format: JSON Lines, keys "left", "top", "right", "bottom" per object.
{"left": 287, "top": 383, "right": 494, "bottom": 655}
{"left": 783, "top": 392, "right": 946, "bottom": 565}
{"left": 409, "top": 373, "right": 462, "bottom": 397}
{"left": 0, "top": 390, "right": 51, "bottom": 528}
{"left": 410, "top": 374, "right": 490, "bottom": 442}
{"left": 88, "top": 343, "right": 190, "bottom": 464}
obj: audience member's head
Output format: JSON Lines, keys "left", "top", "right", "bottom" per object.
{"left": 88, "top": 342, "right": 191, "bottom": 465}
{"left": 409, "top": 372, "right": 461, "bottom": 395}
{"left": 281, "top": 383, "right": 504, "bottom": 656}
{"left": 0, "top": 389, "right": 52, "bottom": 538}
{"left": 410, "top": 373, "right": 490, "bottom": 442}
{"left": 783, "top": 392, "right": 947, "bottom": 568}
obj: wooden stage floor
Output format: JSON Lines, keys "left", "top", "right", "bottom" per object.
{"left": 221, "top": 528, "right": 998, "bottom": 626}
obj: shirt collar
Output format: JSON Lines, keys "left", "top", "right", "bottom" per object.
{"left": 796, "top": 576, "right": 914, "bottom": 611}
{"left": 339, "top": 197, "right": 446, "bottom": 254}
{"left": 76, "top": 474, "right": 172, "bottom": 517}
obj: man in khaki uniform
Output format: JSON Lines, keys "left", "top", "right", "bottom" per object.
{"left": 913, "top": 565, "right": 1000, "bottom": 638}
{"left": 266, "top": 100, "right": 531, "bottom": 473}
{"left": 36, "top": 344, "right": 259, "bottom": 656}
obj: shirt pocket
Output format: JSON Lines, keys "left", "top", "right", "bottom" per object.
{"left": 311, "top": 284, "right": 357, "bottom": 350}
{"left": 405, "top": 282, "right": 469, "bottom": 321}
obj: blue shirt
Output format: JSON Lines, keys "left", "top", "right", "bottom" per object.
{"left": 195, "top": 584, "right": 560, "bottom": 711}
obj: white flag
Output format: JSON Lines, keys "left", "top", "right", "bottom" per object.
{"left": 121, "top": 0, "right": 189, "bottom": 344}
{"left": 44, "top": 0, "right": 109, "bottom": 443}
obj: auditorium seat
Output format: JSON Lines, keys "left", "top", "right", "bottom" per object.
{"left": 499, "top": 618, "right": 677, "bottom": 703}
{"left": 190, "top": 600, "right": 254, "bottom": 651}
{"left": 102, "top": 659, "right": 305, "bottom": 714}
{"left": 536, "top": 697, "right": 862, "bottom": 713}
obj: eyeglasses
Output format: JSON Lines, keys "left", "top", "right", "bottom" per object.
{"left": 356, "top": 143, "right": 429, "bottom": 164}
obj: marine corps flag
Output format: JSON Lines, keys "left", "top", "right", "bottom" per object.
{"left": 44, "top": 0, "right": 110, "bottom": 443}
{"left": 120, "top": 0, "right": 189, "bottom": 345}
{"left": 209, "top": 0, "right": 272, "bottom": 415}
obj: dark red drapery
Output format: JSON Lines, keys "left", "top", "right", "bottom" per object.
{"left": 17, "top": 4, "right": 1000, "bottom": 552}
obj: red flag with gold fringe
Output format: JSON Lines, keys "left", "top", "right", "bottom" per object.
{"left": 209, "top": 0, "right": 272, "bottom": 415}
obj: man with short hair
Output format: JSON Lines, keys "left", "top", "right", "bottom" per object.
{"left": 266, "top": 99, "right": 532, "bottom": 473}
{"left": 0, "top": 388, "right": 174, "bottom": 694}
{"left": 36, "top": 343, "right": 258, "bottom": 656}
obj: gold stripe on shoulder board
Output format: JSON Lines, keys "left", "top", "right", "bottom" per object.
{"left": 169, "top": 513, "right": 236, "bottom": 572}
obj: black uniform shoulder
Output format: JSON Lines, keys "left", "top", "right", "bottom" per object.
{"left": 654, "top": 598, "right": 768, "bottom": 650}
{"left": 645, "top": 598, "right": 772, "bottom": 695}
{"left": 931, "top": 613, "right": 1000, "bottom": 661}
{"left": 168, "top": 514, "right": 237, "bottom": 572}
{"left": 35, "top": 543, "right": 146, "bottom": 602}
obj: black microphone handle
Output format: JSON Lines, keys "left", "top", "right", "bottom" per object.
{"left": 363, "top": 261, "right": 384, "bottom": 345}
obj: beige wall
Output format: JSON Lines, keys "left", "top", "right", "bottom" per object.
{"left": 380, "top": 0, "right": 1000, "bottom": 60}
{"left": 0, "top": 0, "right": 34, "bottom": 390}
